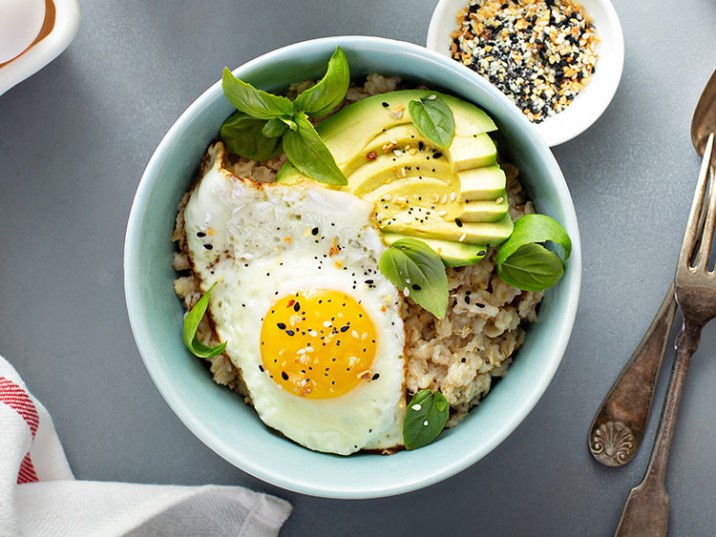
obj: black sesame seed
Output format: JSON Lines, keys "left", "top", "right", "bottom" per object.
{"left": 281, "top": 371, "right": 289, "bottom": 381}
{"left": 455, "top": 218, "right": 463, "bottom": 227}
{"left": 382, "top": 101, "right": 389, "bottom": 108}
{"left": 285, "top": 330, "right": 295, "bottom": 336}
{"left": 203, "top": 244, "right": 213, "bottom": 250}
{"left": 277, "top": 322, "right": 286, "bottom": 330}
{"left": 412, "top": 284, "right": 422, "bottom": 291}
{"left": 372, "top": 373, "right": 380, "bottom": 380}
{"left": 293, "top": 302, "right": 301, "bottom": 312}
{"left": 311, "top": 227, "right": 319, "bottom": 236}
{"left": 196, "top": 232, "right": 206, "bottom": 238}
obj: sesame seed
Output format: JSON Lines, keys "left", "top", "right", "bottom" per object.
{"left": 451, "top": 0, "right": 599, "bottom": 122}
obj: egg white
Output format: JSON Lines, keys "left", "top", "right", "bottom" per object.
{"left": 183, "top": 142, "right": 406, "bottom": 455}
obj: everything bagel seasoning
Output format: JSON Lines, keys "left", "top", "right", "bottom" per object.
{"left": 451, "top": 0, "right": 599, "bottom": 123}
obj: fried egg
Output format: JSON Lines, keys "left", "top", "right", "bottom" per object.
{"left": 182, "top": 142, "right": 406, "bottom": 455}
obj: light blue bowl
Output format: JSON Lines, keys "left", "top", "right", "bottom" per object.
{"left": 124, "top": 36, "right": 581, "bottom": 499}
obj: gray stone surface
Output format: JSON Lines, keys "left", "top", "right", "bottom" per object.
{"left": 1, "top": 0, "right": 715, "bottom": 535}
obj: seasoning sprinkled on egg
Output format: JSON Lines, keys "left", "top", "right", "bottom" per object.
{"left": 260, "top": 290, "right": 378, "bottom": 398}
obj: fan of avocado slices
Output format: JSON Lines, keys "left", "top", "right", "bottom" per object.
{"left": 277, "top": 88, "right": 510, "bottom": 268}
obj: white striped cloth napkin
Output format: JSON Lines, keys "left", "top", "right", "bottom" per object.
{"left": 0, "top": 354, "right": 292, "bottom": 537}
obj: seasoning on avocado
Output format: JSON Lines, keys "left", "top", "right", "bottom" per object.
{"left": 451, "top": 0, "right": 599, "bottom": 123}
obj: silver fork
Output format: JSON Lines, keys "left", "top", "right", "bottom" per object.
{"left": 614, "top": 132, "right": 716, "bottom": 537}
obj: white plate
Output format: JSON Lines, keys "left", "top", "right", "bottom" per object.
{"left": 0, "top": 0, "right": 80, "bottom": 97}
{"left": 427, "top": 0, "right": 625, "bottom": 147}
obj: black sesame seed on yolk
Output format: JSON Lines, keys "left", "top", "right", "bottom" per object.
{"left": 259, "top": 290, "right": 378, "bottom": 399}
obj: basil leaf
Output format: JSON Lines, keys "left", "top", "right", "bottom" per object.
{"left": 378, "top": 238, "right": 448, "bottom": 318}
{"left": 261, "top": 117, "right": 288, "bottom": 138}
{"left": 496, "top": 214, "right": 571, "bottom": 265}
{"left": 294, "top": 47, "right": 350, "bottom": 117}
{"left": 183, "top": 282, "right": 227, "bottom": 358}
{"left": 219, "top": 111, "right": 282, "bottom": 162}
{"left": 408, "top": 96, "right": 455, "bottom": 149}
{"left": 282, "top": 111, "right": 347, "bottom": 185}
{"left": 222, "top": 67, "right": 295, "bottom": 120}
{"left": 275, "top": 161, "right": 298, "bottom": 183}
{"left": 403, "top": 389, "right": 450, "bottom": 450}
{"left": 497, "top": 243, "right": 564, "bottom": 292}
{"left": 496, "top": 214, "right": 571, "bottom": 291}
{"left": 282, "top": 117, "right": 297, "bottom": 131}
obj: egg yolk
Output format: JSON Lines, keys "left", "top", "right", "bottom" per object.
{"left": 260, "top": 290, "right": 378, "bottom": 399}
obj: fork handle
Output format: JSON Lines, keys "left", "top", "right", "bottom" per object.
{"left": 589, "top": 284, "right": 677, "bottom": 467}
{"left": 614, "top": 325, "right": 700, "bottom": 537}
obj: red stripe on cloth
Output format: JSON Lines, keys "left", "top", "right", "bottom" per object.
{"left": 0, "top": 377, "right": 39, "bottom": 437}
{"left": 17, "top": 453, "right": 39, "bottom": 484}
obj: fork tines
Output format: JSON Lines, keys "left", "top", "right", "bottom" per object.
{"left": 680, "top": 133, "right": 716, "bottom": 272}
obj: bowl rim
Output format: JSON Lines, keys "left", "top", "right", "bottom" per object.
{"left": 426, "top": 0, "right": 625, "bottom": 147}
{"left": 124, "top": 35, "right": 582, "bottom": 499}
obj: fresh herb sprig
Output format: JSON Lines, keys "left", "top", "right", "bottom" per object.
{"left": 378, "top": 238, "right": 449, "bottom": 318}
{"left": 183, "top": 282, "right": 227, "bottom": 358}
{"left": 408, "top": 95, "right": 455, "bottom": 150}
{"left": 496, "top": 214, "right": 571, "bottom": 291}
{"left": 403, "top": 389, "right": 450, "bottom": 450}
{"left": 220, "top": 47, "right": 350, "bottom": 185}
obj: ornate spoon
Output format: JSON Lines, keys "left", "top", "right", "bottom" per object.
{"left": 588, "top": 286, "right": 676, "bottom": 467}
{"left": 588, "top": 69, "right": 716, "bottom": 468}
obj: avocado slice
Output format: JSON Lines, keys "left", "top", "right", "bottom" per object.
{"left": 449, "top": 134, "right": 497, "bottom": 171}
{"left": 347, "top": 125, "right": 497, "bottom": 175}
{"left": 382, "top": 233, "right": 487, "bottom": 267}
{"left": 383, "top": 213, "right": 513, "bottom": 246}
{"left": 341, "top": 124, "right": 425, "bottom": 174}
{"left": 347, "top": 152, "right": 453, "bottom": 196}
{"left": 458, "top": 166, "right": 507, "bottom": 201}
{"left": 364, "top": 177, "right": 455, "bottom": 211}
{"left": 367, "top": 181, "right": 506, "bottom": 224}
{"left": 457, "top": 195, "right": 508, "bottom": 223}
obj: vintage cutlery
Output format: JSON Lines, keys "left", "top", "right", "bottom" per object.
{"left": 588, "top": 285, "right": 676, "bottom": 467}
{"left": 589, "top": 69, "right": 716, "bottom": 468}
{"left": 614, "top": 71, "right": 715, "bottom": 534}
